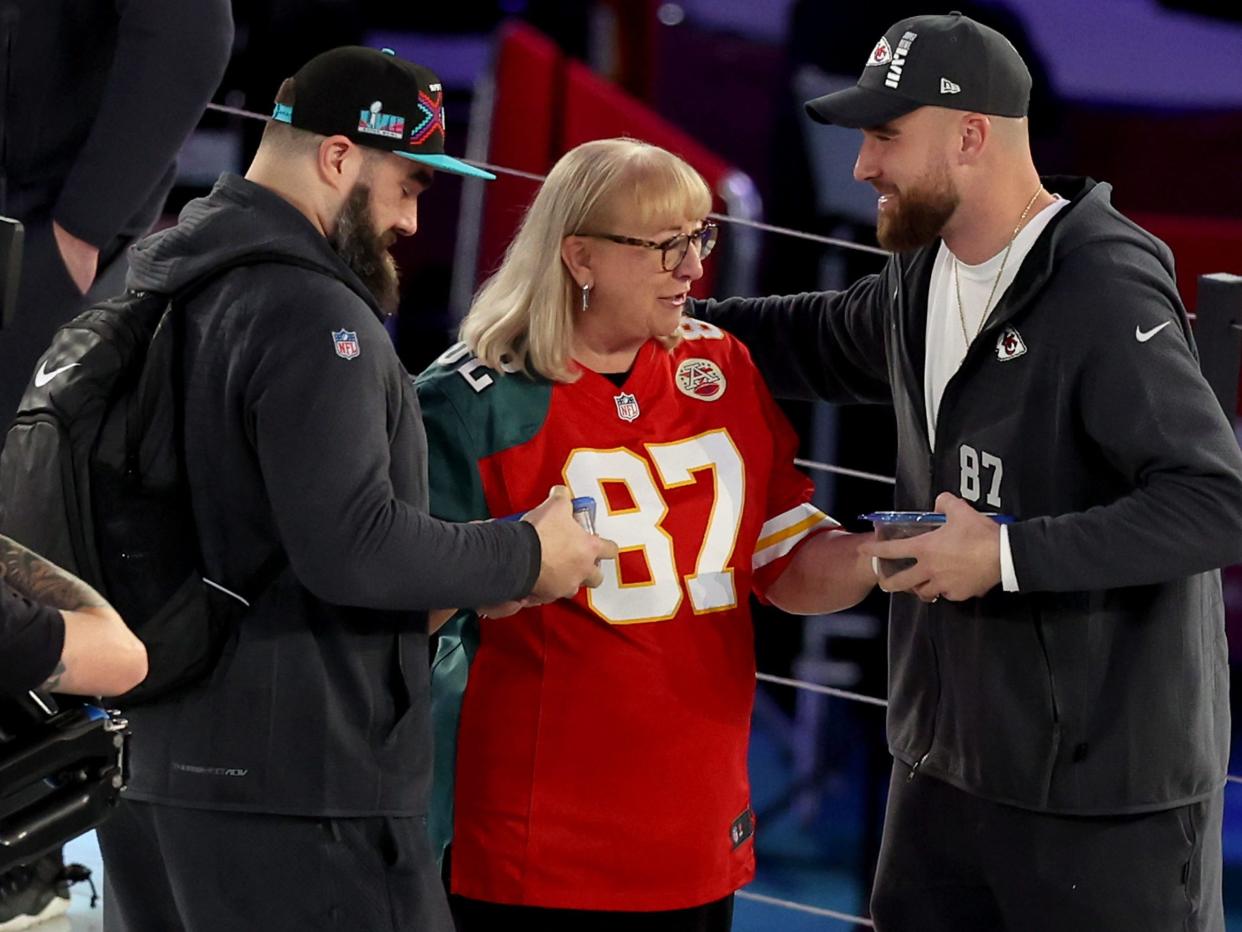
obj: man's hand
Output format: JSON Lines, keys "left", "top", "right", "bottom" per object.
{"left": 524, "top": 486, "right": 618, "bottom": 602}
{"left": 478, "top": 598, "right": 540, "bottom": 619}
{"left": 860, "top": 493, "right": 1002, "bottom": 602}
{"left": 52, "top": 221, "right": 99, "bottom": 295}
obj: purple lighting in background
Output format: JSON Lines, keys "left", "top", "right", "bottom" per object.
{"left": 1003, "top": 0, "right": 1242, "bottom": 107}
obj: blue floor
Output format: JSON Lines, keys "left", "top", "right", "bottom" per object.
{"left": 735, "top": 696, "right": 877, "bottom": 929}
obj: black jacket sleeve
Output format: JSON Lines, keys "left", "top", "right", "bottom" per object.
{"left": 242, "top": 288, "right": 539, "bottom": 612}
{"left": 0, "top": 580, "right": 64, "bottom": 698}
{"left": 1010, "top": 242, "right": 1242, "bottom": 590}
{"left": 54, "top": 0, "right": 234, "bottom": 248}
{"left": 689, "top": 267, "right": 893, "bottom": 405}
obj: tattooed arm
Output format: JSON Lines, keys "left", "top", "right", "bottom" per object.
{"left": 0, "top": 534, "right": 110, "bottom": 611}
{"left": 0, "top": 535, "right": 147, "bottom": 696}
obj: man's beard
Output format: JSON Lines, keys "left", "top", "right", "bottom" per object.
{"left": 330, "top": 183, "right": 400, "bottom": 313}
{"left": 875, "top": 163, "right": 959, "bottom": 253}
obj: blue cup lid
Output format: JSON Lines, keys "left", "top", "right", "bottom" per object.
{"left": 860, "top": 511, "right": 1013, "bottom": 524}
{"left": 861, "top": 511, "right": 945, "bottom": 524}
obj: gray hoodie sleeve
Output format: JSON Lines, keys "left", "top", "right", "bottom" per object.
{"left": 1009, "top": 242, "right": 1242, "bottom": 590}
{"left": 242, "top": 292, "right": 539, "bottom": 611}
{"left": 689, "top": 268, "right": 893, "bottom": 405}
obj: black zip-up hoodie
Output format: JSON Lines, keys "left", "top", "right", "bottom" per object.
{"left": 694, "top": 177, "right": 1242, "bottom": 814}
{"left": 121, "top": 174, "right": 541, "bottom": 816}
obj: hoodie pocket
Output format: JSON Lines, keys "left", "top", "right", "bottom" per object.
{"left": 1031, "top": 604, "right": 1061, "bottom": 725}
{"left": 1031, "top": 603, "right": 1066, "bottom": 805}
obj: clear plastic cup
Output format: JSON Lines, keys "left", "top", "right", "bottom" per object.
{"left": 862, "top": 512, "right": 946, "bottom": 577}
{"left": 861, "top": 511, "right": 1015, "bottom": 579}
{"left": 570, "top": 496, "right": 597, "bottom": 535}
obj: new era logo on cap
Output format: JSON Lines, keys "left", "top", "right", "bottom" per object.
{"left": 941, "top": 77, "right": 961, "bottom": 94}
{"left": 271, "top": 46, "right": 493, "bottom": 180}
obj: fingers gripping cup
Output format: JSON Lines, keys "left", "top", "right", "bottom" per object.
{"left": 501, "top": 496, "right": 597, "bottom": 534}
{"left": 862, "top": 511, "right": 1014, "bottom": 578}
{"left": 863, "top": 512, "right": 945, "bottom": 578}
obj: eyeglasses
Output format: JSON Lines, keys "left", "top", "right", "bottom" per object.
{"left": 577, "top": 222, "right": 718, "bottom": 271}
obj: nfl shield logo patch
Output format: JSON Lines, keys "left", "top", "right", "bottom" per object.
{"left": 332, "top": 329, "right": 360, "bottom": 360}
{"left": 614, "top": 392, "right": 640, "bottom": 422}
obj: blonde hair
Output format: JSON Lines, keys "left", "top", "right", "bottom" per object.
{"left": 461, "top": 137, "right": 713, "bottom": 382}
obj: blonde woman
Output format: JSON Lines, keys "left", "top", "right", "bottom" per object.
{"left": 417, "top": 138, "right": 874, "bottom": 932}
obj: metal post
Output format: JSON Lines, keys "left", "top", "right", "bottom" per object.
{"left": 0, "top": 217, "right": 23, "bottom": 330}
{"left": 715, "top": 171, "right": 763, "bottom": 299}
{"left": 1195, "top": 273, "right": 1242, "bottom": 421}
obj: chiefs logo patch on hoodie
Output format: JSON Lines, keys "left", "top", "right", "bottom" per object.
{"left": 996, "top": 326, "right": 1027, "bottom": 362}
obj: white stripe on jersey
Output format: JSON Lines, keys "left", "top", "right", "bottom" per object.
{"left": 752, "top": 503, "right": 838, "bottom": 569}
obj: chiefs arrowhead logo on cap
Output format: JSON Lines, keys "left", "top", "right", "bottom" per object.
{"left": 866, "top": 36, "right": 894, "bottom": 67}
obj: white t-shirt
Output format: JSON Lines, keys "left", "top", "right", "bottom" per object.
{"left": 924, "top": 197, "right": 1069, "bottom": 446}
{"left": 923, "top": 196, "right": 1069, "bottom": 591}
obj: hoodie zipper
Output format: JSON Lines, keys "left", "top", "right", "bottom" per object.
{"left": 1031, "top": 605, "right": 1061, "bottom": 724}
{"left": 905, "top": 429, "right": 943, "bottom": 783}
{"left": 907, "top": 612, "right": 942, "bottom": 782}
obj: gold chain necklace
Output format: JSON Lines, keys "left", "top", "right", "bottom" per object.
{"left": 954, "top": 184, "right": 1044, "bottom": 346}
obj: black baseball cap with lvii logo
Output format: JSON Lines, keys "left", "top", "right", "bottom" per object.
{"left": 272, "top": 46, "right": 495, "bottom": 179}
{"left": 805, "top": 11, "right": 1031, "bottom": 129}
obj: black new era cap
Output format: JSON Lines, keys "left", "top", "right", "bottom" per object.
{"left": 272, "top": 46, "right": 495, "bottom": 179}
{"left": 805, "top": 12, "right": 1031, "bottom": 129}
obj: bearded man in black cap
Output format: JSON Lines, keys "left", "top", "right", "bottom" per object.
{"left": 93, "top": 46, "right": 615, "bottom": 932}
{"left": 695, "top": 12, "right": 1242, "bottom": 931}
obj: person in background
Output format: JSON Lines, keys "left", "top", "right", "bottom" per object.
{"left": 0, "top": 531, "right": 145, "bottom": 928}
{"left": 0, "top": 532, "right": 146, "bottom": 701}
{"left": 0, "top": 5, "right": 228, "bottom": 923}
{"left": 0, "top": 0, "right": 234, "bottom": 425}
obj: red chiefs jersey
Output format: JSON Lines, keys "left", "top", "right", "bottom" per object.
{"left": 418, "top": 319, "right": 836, "bottom": 910}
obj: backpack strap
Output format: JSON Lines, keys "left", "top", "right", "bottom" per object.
{"left": 122, "top": 253, "right": 340, "bottom": 471}
{"left": 200, "top": 550, "right": 287, "bottom": 608}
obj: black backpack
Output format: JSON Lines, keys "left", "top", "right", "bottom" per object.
{"left": 0, "top": 258, "right": 302, "bottom": 706}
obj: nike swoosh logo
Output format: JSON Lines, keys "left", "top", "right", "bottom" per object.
{"left": 1135, "top": 321, "right": 1172, "bottom": 343}
{"left": 34, "top": 361, "right": 80, "bottom": 388}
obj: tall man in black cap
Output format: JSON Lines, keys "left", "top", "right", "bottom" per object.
{"left": 94, "top": 47, "right": 615, "bottom": 932}
{"left": 695, "top": 12, "right": 1242, "bottom": 931}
